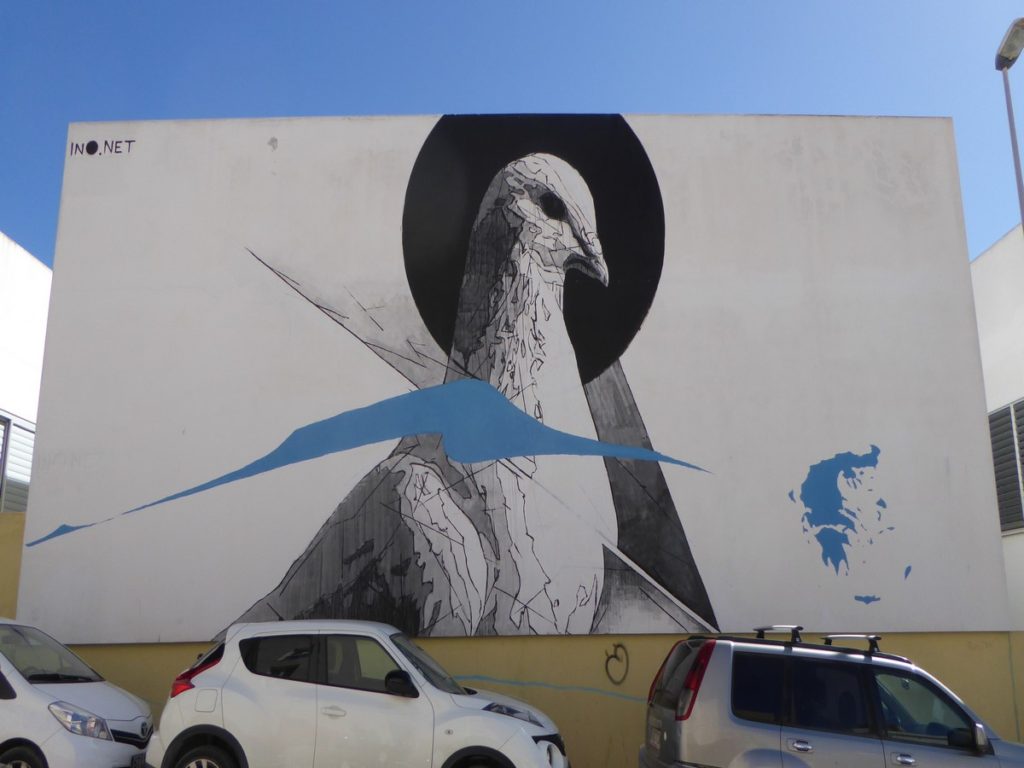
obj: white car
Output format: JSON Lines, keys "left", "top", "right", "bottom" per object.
{"left": 0, "top": 617, "right": 152, "bottom": 768}
{"left": 147, "top": 620, "right": 567, "bottom": 768}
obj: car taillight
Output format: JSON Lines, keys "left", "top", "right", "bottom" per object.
{"left": 170, "top": 656, "right": 220, "bottom": 698}
{"left": 648, "top": 640, "right": 685, "bottom": 705}
{"left": 675, "top": 639, "right": 715, "bottom": 721}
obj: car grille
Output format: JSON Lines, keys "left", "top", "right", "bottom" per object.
{"left": 111, "top": 728, "right": 152, "bottom": 749}
{"left": 533, "top": 733, "right": 566, "bottom": 755}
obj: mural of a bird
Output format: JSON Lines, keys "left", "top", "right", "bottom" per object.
{"left": 236, "top": 155, "right": 622, "bottom": 634}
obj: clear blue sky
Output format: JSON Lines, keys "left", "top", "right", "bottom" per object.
{"left": 2, "top": 1, "right": 1022, "bottom": 267}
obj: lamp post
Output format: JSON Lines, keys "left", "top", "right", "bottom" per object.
{"left": 996, "top": 18, "right": 1024, "bottom": 229}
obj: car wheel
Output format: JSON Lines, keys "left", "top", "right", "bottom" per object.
{"left": 174, "top": 745, "right": 237, "bottom": 768}
{"left": 0, "top": 746, "right": 45, "bottom": 768}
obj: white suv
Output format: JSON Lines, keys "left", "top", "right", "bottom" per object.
{"left": 0, "top": 618, "right": 152, "bottom": 768}
{"left": 640, "top": 625, "right": 1024, "bottom": 768}
{"left": 147, "top": 620, "right": 568, "bottom": 768}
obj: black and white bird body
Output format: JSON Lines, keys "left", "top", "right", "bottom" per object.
{"left": 235, "top": 154, "right": 622, "bottom": 635}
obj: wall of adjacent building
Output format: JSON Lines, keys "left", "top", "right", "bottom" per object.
{"left": 971, "top": 227, "right": 1024, "bottom": 632}
{"left": 0, "top": 232, "right": 50, "bottom": 618}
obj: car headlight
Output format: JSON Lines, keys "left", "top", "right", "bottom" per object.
{"left": 483, "top": 702, "right": 542, "bottom": 726}
{"left": 48, "top": 701, "right": 112, "bottom": 740}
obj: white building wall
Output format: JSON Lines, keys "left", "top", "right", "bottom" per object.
{"left": 971, "top": 225, "right": 1024, "bottom": 630}
{"left": 20, "top": 115, "right": 1011, "bottom": 642}
{"left": 0, "top": 232, "right": 51, "bottom": 424}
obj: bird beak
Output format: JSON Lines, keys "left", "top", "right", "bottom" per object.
{"left": 566, "top": 234, "right": 609, "bottom": 287}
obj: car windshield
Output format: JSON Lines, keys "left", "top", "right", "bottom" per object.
{"left": 390, "top": 633, "right": 466, "bottom": 695}
{"left": 0, "top": 624, "right": 102, "bottom": 683}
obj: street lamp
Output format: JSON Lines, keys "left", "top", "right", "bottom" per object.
{"left": 996, "top": 18, "right": 1024, "bottom": 228}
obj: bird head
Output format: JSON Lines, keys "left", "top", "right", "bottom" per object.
{"left": 476, "top": 153, "right": 609, "bottom": 287}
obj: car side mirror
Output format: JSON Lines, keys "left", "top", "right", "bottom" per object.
{"left": 0, "top": 671, "right": 15, "bottom": 700}
{"left": 951, "top": 723, "right": 990, "bottom": 752}
{"left": 384, "top": 670, "right": 419, "bottom": 698}
{"left": 973, "top": 722, "right": 990, "bottom": 754}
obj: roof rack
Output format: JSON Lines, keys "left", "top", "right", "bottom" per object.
{"left": 753, "top": 625, "right": 803, "bottom": 643}
{"left": 823, "top": 634, "right": 882, "bottom": 653}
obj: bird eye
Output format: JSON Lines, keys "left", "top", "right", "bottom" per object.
{"left": 538, "top": 191, "right": 567, "bottom": 221}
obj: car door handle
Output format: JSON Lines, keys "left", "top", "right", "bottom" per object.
{"left": 892, "top": 754, "right": 916, "bottom": 766}
{"left": 321, "top": 705, "right": 347, "bottom": 718}
{"left": 788, "top": 739, "right": 814, "bottom": 753}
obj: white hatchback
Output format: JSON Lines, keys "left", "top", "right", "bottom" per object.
{"left": 147, "top": 620, "right": 567, "bottom": 768}
{"left": 0, "top": 618, "right": 152, "bottom": 768}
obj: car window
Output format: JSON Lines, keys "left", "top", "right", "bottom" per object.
{"left": 732, "top": 652, "right": 784, "bottom": 723}
{"left": 874, "top": 670, "right": 973, "bottom": 748}
{"left": 389, "top": 632, "right": 465, "bottom": 695}
{"left": 0, "top": 624, "right": 101, "bottom": 683}
{"left": 323, "top": 635, "right": 400, "bottom": 694}
{"left": 790, "top": 658, "right": 872, "bottom": 734}
{"left": 240, "top": 635, "right": 315, "bottom": 682}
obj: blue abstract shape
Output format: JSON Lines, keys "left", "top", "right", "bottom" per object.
{"left": 27, "top": 522, "right": 96, "bottom": 547}
{"left": 854, "top": 594, "right": 881, "bottom": 604}
{"left": 798, "top": 445, "right": 880, "bottom": 573}
{"left": 877, "top": 498, "right": 887, "bottom": 509}
{"left": 27, "top": 379, "right": 706, "bottom": 547}
{"left": 904, "top": 565, "right": 912, "bottom": 579}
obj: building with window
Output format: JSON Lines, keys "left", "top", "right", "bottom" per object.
{"left": 973, "top": 225, "right": 1024, "bottom": 628}
{"left": 0, "top": 231, "right": 50, "bottom": 617}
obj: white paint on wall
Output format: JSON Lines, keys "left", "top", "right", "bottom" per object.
{"left": 0, "top": 233, "right": 51, "bottom": 424}
{"left": 17, "top": 115, "right": 1009, "bottom": 642}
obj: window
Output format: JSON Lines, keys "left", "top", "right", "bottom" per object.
{"left": 790, "top": 659, "right": 871, "bottom": 734}
{"left": 0, "top": 414, "right": 35, "bottom": 515}
{"left": 390, "top": 632, "right": 465, "bottom": 694}
{"left": 989, "top": 403, "right": 1024, "bottom": 531}
{"left": 874, "top": 670, "right": 973, "bottom": 748}
{"left": 323, "top": 635, "right": 400, "bottom": 693}
{"left": 240, "top": 635, "right": 315, "bottom": 682}
{"left": 732, "top": 653, "right": 784, "bottom": 724}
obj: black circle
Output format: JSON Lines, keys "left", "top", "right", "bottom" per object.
{"left": 402, "top": 115, "right": 665, "bottom": 383}
{"left": 86, "top": 141, "right": 98, "bottom": 155}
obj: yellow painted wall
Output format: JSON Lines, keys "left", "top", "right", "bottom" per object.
{"left": 0, "top": 513, "right": 25, "bottom": 618}
{"left": 5, "top": 513, "right": 1021, "bottom": 766}
{"left": 65, "top": 631, "right": 1024, "bottom": 768}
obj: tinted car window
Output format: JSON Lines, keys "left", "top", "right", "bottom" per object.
{"left": 240, "top": 635, "right": 314, "bottom": 682}
{"left": 323, "top": 635, "right": 400, "bottom": 693}
{"left": 874, "top": 670, "right": 973, "bottom": 748}
{"left": 791, "top": 659, "right": 871, "bottom": 734}
{"left": 732, "top": 652, "right": 784, "bottom": 723}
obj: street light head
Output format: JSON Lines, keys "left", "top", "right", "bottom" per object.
{"left": 997, "top": 18, "right": 1024, "bottom": 70}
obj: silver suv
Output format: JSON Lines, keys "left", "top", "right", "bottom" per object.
{"left": 640, "top": 625, "right": 1024, "bottom": 768}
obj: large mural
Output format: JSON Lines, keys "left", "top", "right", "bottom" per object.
{"left": 18, "top": 114, "right": 1009, "bottom": 642}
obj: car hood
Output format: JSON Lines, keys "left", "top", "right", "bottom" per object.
{"left": 33, "top": 680, "right": 150, "bottom": 721}
{"left": 451, "top": 687, "right": 558, "bottom": 732}
{"left": 995, "top": 737, "right": 1024, "bottom": 761}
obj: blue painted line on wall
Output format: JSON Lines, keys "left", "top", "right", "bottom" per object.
{"left": 27, "top": 379, "right": 706, "bottom": 547}
{"left": 854, "top": 594, "right": 881, "bottom": 604}
{"left": 456, "top": 674, "right": 646, "bottom": 703}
